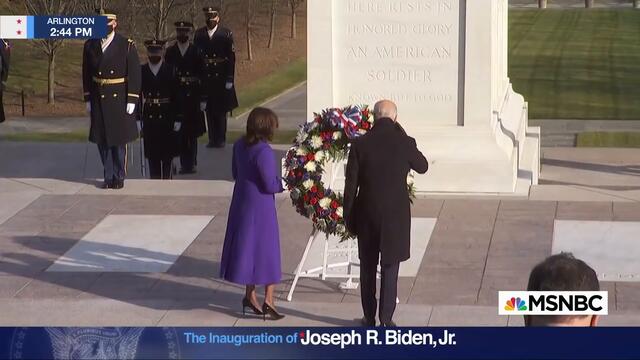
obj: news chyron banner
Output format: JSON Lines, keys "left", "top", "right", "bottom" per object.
{"left": 0, "top": 16, "right": 106, "bottom": 39}
{"left": 1, "top": 327, "right": 640, "bottom": 359}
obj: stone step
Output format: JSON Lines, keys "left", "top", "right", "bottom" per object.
{"left": 541, "top": 133, "right": 576, "bottom": 147}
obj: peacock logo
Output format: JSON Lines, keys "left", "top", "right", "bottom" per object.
{"left": 504, "top": 297, "right": 528, "bottom": 311}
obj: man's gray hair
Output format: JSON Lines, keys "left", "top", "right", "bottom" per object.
{"left": 373, "top": 100, "right": 398, "bottom": 120}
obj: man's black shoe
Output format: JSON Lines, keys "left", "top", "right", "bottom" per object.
{"left": 113, "top": 180, "right": 124, "bottom": 190}
{"left": 179, "top": 168, "right": 197, "bottom": 175}
{"left": 361, "top": 317, "right": 375, "bottom": 327}
{"left": 100, "top": 181, "right": 112, "bottom": 189}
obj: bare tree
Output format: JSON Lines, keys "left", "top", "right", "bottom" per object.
{"left": 141, "top": 0, "right": 179, "bottom": 39}
{"left": 268, "top": 0, "right": 277, "bottom": 48}
{"left": 24, "top": 0, "right": 78, "bottom": 104}
{"left": 538, "top": 0, "right": 547, "bottom": 8}
{"left": 76, "top": 0, "right": 112, "bottom": 14}
{"left": 245, "top": 0, "right": 259, "bottom": 61}
{"left": 288, "top": 0, "right": 303, "bottom": 39}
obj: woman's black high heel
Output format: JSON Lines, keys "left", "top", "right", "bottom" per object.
{"left": 242, "top": 297, "right": 263, "bottom": 315}
{"left": 262, "top": 302, "right": 285, "bottom": 321}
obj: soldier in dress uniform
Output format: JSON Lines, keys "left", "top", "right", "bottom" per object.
{"left": 165, "top": 21, "right": 206, "bottom": 174}
{"left": 0, "top": 39, "right": 10, "bottom": 123}
{"left": 140, "top": 40, "right": 179, "bottom": 180}
{"left": 194, "top": 6, "right": 238, "bottom": 148}
{"left": 82, "top": 11, "right": 141, "bottom": 189}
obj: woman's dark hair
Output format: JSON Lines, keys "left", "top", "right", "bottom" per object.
{"left": 245, "top": 107, "right": 279, "bottom": 145}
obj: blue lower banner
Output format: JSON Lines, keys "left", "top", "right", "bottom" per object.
{"left": 0, "top": 327, "right": 639, "bottom": 359}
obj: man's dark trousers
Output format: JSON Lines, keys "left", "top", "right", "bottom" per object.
{"left": 360, "top": 253, "right": 400, "bottom": 324}
{"left": 98, "top": 144, "right": 126, "bottom": 183}
{"left": 180, "top": 135, "right": 198, "bottom": 170}
{"left": 206, "top": 102, "right": 227, "bottom": 146}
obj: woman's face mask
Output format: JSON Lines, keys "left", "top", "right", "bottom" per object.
{"left": 177, "top": 34, "right": 189, "bottom": 43}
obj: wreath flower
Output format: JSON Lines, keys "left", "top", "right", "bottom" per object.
{"left": 283, "top": 105, "right": 416, "bottom": 240}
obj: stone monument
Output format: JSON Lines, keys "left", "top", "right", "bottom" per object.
{"left": 307, "top": 0, "right": 540, "bottom": 193}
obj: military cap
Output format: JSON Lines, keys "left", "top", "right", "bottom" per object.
{"left": 202, "top": 6, "right": 221, "bottom": 14}
{"left": 174, "top": 21, "right": 194, "bottom": 31}
{"left": 96, "top": 8, "right": 117, "bottom": 21}
{"left": 144, "top": 39, "right": 166, "bottom": 51}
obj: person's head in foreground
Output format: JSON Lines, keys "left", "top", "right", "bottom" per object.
{"left": 373, "top": 99, "right": 398, "bottom": 122}
{"left": 245, "top": 107, "right": 279, "bottom": 145}
{"left": 525, "top": 252, "right": 599, "bottom": 327}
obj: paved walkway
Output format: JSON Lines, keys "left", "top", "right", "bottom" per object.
{"left": 2, "top": 142, "right": 640, "bottom": 326}
{"left": 0, "top": 83, "right": 308, "bottom": 135}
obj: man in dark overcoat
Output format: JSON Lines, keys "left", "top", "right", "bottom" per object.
{"left": 165, "top": 21, "right": 206, "bottom": 173}
{"left": 193, "top": 6, "right": 238, "bottom": 148}
{"left": 344, "top": 100, "right": 429, "bottom": 327}
{"left": 82, "top": 11, "right": 141, "bottom": 189}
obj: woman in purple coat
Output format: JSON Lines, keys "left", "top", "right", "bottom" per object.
{"left": 220, "top": 107, "right": 285, "bottom": 321}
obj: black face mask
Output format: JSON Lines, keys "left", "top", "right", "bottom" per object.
{"left": 148, "top": 56, "right": 162, "bottom": 64}
{"left": 177, "top": 35, "right": 189, "bottom": 43}
{"left": 206, "top": 18, "right": 218, "bottom": 28}
{"left": 107, "top": 25, "right": 114, "bottom": 35}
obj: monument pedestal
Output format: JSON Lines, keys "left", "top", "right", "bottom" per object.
{"left": 307, "top": 0, "right": 540, "bottom": 194}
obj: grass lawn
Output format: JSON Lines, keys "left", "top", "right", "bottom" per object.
{"left": 234, "top": 57, "right": 306, "bottom": 116}
{"left": 577, "top": 132, "right": 640, "bottom": 147}
{"left": 509, "top": 9, "right": 640, "bottom": 119}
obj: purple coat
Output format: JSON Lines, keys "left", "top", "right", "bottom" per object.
{"left": 219, "top": 139, "right": 284, "bottom": 285}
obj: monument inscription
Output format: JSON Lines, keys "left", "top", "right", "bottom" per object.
{"left": 334, "top": 0, "right": 461, "bottom": 127}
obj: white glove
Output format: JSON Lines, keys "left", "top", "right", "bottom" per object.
{"left": 126, "top": 103, "right": 136, "bottom": 115}
{"left": 136, "top": 121, "right": 142, "bottom": 132}
{"left": 200, "top": 102, "right": 207, "bottom": 112}
{"left": 85, "top": 102, "right": 91, "bottom": 114}
{"left": 225, "top": 82, "right": 233, "bottom": 90}
{"left": 173, "top": 122, "right": 182, "bottom": 132}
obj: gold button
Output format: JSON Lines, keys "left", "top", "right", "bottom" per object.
{"left": 98, "top": 71, "right": 102, "bottom": 75}
{"left": 149, "top": 115, "right": 153, "bottom": 119}
{"left": 110, "top": 70, "right": 114, "bottom": 74}
{"left": 186, "top": 82, "right": 190, "bottom": 85}
{"left": 186, "top": 72, "right": 190, "bottom": 75}
{"left": 159, "top": 115, "right": 163, "bottom": 119}
{"left": 148, "top": 93, "right": 151, "bottom": 96}
{"left": 207, "top": 74, "right": 211, "bottom": 78}
{"left": 113, "top": 93, "right": 117, "bottom": 97}
{"left": 100, "top": 95, "right": 105, "bottom": 98}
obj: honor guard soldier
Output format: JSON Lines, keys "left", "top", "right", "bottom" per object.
{"left": 0, "top": 39, "right": 10, "bottom": 123}
{"left": 141, "top": 40, "right": 179, "bottom": 180}
{"left": 194, "top": 6, "right": 238, "bottom": 148}
{"left": 83, "top": 11, "right": 141, "bottom": 189}
{"left": 165, "top": 21, "right": 206, "bottom": 174}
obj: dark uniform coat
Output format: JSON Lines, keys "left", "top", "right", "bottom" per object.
{"left": 0, "top": 39, "right": 10, "bottom": 123}
{"left": 343, "top": 118, "right": 429, "bottom": 265}
{"left": 83, "top": 33, "right": 141, "bottom": 146}
{"left": 141, "top": 62, "right": 179, "bottom": 160}
{"left": 165, "top": 43, "right": 206, "bottom": 137}
{"left": 193, "top": 26, "right": 238, "bottom": 111}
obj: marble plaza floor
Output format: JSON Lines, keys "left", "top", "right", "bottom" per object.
{"left": 3, "top": 175, "right": 640, "bottom": 327}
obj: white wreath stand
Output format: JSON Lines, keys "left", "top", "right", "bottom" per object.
{"left": 286, "top": 161, "right": 360, "bottom": 301}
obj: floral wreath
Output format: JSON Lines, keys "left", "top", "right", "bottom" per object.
{"left": 283, "top": 105, "right": 416, "bottom": 240}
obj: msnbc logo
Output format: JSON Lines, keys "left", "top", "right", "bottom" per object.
{"left": 498, "top": 291, "right": 608, "bottom": 316}
{"left": 504, "top": 297, "right": 527, "bottom": 312}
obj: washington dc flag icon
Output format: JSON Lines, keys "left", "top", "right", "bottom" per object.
{"left": 0, "top": 16, "right": 33, "bottom": 39}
